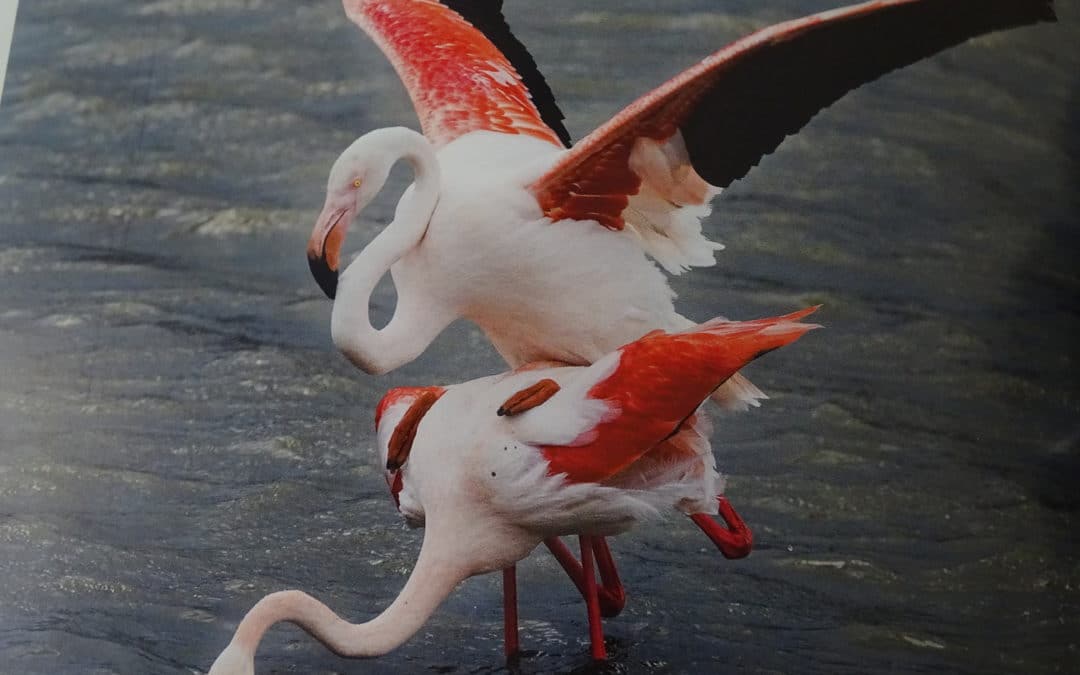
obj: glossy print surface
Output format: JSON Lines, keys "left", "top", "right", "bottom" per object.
{"left": 0, "top": 1, "right": 1075, "bottom": 672}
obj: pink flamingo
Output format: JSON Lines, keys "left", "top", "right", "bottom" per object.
{"left": 373, "top": 382, "right": 753, "bottom": 660}
{"left": 303, "top": 0, "right": 1055, "bottom": 658}
{"left": 208, "top": 308, "right": 819, "bottom": 673}
{"left": 309, "top": 0, "right": 1052, "bottom": 386}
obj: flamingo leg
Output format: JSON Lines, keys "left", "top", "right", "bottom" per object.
{"left": 689, "top": 496, "right": 753, "bottom": 559}
{"left": 543, "top": 537, "right": 626, "bottom": 617}
{"left": 502, "top": 566, "right": 520, "bottom": 661}
{"left": 589, "top": 537, "right": 626, "bottom": 616}
{"left": 578, "top": 535, "right": 607, "bottom": 660}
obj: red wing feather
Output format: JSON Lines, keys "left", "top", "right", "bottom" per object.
{"left": 375, "top": 385, "right": 446, "bottom": 430}
{"left": 541, "top": 308, "right": 820, "bottom": 483}
{"left": 375, "top": 385, "right": 446, "bottom": 508}
{"left": 529, "top": 0, "right": 1055, "bottom": 230}
{"left": 344, "top": 0, "right": 567, "bottom": 148}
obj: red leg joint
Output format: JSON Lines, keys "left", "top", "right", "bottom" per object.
{"left": 544, "top": 536, "right": 626, "bottom": 617}
{"left": 690, "top": 496, "right": 753, "bottom": 559}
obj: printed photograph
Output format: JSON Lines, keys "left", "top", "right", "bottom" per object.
{"left": 0, "top": 1, "right": 1076, "bottom": 673}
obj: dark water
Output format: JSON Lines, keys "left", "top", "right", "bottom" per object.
{"left": 1, "top": 1, "right": 1078, "bottom": 673}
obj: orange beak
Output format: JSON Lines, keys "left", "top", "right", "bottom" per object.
{"left": 306, "top": 205, "right": 353, "bottom": 299}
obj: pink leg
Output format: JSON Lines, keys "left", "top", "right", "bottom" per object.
{"left": 579, "top": 535, "right": 607, "bottom": 660}
{"left": 543, "top": 537, "right": 626, "bottom": 617}
{"left": 502, "top": 566, "right": 519, "bottom": 660}
{"left": 690, "top": 496, "right": 753, "bottom": 559}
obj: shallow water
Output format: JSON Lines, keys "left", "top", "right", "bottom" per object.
{"left": 1, "top": 1, "right": 1078, "bottom": 673}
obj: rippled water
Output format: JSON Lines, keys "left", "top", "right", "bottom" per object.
{"left": 1, "top": 1, "right": 1077, "bottom": 673}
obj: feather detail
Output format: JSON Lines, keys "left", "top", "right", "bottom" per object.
{"left": 344, "top": 0, "right": 567, "bottom": 148}
{"left": 541, "top": 307, "right": 820, "bottom": 483}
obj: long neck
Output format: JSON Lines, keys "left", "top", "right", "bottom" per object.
{"left": 331, "top": 129, "right": 449, "bottom": 375}
{"left": 217, "top": 536, "right": 467, "bottom": 668}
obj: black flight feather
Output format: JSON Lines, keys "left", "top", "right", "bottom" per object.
{"left": 682, "top": 0, "right": 1056, "bottom": 188}
{"left": 438, "top": 0, "right": 572, "bottom": 148}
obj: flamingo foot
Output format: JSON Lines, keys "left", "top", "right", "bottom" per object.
{"left": 579, "top": 535, "right": 607, "bottom": 661}
{"left": 690, "top": 496, "right": 753, "bottom": 559}
{"left": 497, "top": 379, "right": 560, "bottom": 416}
{"left": 503, "top": 566, "right": 520, "bottom": 661}
{"left": 543, "top": 537, "right": 626, "bottom": 617}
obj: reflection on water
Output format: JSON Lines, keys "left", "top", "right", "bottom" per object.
{"left": 0, "top": 1, "right": 1077, "bottom": 673}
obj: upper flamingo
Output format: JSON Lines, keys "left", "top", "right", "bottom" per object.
{"left": 308, "top": 0, "right": 1054, "bottom": 410}
{"left": 208, "top": 308, "right": 819, "bottom": 674}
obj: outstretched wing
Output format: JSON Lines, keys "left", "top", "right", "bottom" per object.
{"left": 530, "top": 0, "right": 1055, "bottom": 232}
{"left": 344, "top": 0, "right": 570, "bottom": 148}
{"left": 540, "top": 307, "right": 821, "bottom": 484}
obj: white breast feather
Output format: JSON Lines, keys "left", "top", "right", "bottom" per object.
{"left": 624, "top": 132, "right": 724, "bottom": 274}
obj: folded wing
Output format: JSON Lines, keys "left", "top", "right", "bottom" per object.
{"left": 541, "top": 307, "right": 821, "bottom": 483}
{"left": 375, "top": 385, "right": 447, "bottom": 521}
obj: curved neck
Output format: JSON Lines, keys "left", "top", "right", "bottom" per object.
{"left": 227, "top": 536, "right": 467, "bottom": 662}
{"left": 332, "top": 129, "right": 450, "bottom": 375}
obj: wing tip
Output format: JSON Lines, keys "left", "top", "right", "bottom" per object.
{"left": 437, "top": 0, "right": 572, "bottom": 147}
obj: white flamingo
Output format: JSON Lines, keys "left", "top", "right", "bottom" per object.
{"left": 208, "top": 308, "right": 819, "bottom": 674}
{"left": 308, "top": 0, "right": 1053, "bottom": 403}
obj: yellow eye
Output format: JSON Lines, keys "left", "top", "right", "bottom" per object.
{"left": 352, "top": 178, "right": 362, "bottom": 189}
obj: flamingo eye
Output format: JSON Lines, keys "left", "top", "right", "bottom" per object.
{"left": 352, "top": 178, "right": 362, "bottom": 189}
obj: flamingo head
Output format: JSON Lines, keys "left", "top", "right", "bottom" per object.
{"left": 307, "top": 132, "right": 397, "bottom": 299}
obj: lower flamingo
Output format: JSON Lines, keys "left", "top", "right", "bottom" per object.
{"left": 208, "top": 308, "right": 818, "bottom": 673}
{"left": 376, "top": 382, "right": 752, "bottom": 659}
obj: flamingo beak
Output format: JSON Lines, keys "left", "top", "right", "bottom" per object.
{"left": 306, "top": 205, "right": 353, "bottom": 299}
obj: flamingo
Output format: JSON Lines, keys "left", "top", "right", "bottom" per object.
{"left": 374, "top": 384, "right": 754, "bottom": 661}
{"left": 303, "top": 0, "right": 1055, "bottom": 660}
{"left": 309, "top": 0, "right": 1053, "bottom": 392}
{"left": 208, "top": 308, "right": 820, "bottom": 674}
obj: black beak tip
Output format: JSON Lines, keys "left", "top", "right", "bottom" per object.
{"left": 308, "top": 255, "right": 339, "bottom": 300}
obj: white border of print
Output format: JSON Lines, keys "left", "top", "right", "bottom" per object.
{"left": 0, "top": 0, "right": 18, "bottom": 107}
